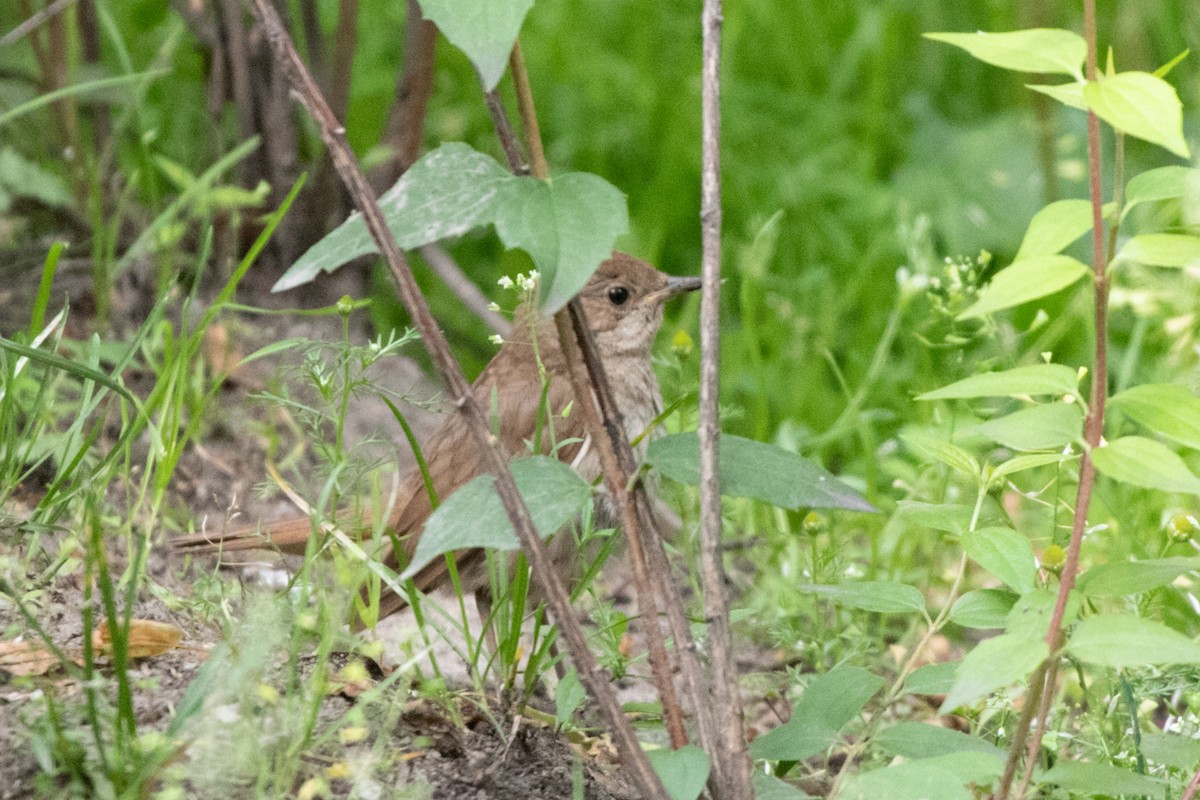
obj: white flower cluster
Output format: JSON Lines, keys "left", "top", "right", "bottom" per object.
{"left": 497, "top": 270, "right": 540, "bottom": 293}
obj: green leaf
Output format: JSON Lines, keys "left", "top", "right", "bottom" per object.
{"left": 1123, "top": 166, "right": 1198, "bottom": 217}
{"left": 415, "top": 0, "right": 533, "bottom": 90}
{"left": 989, "top": 452, "right": 1076, "bottom": 487}
{"left": 750, "top": 666, "right": 885, "bottom": 761}
{"left": 1083, "top": 71, "right": 1191, "bottom": 158}
{"left": 1091, "top": 436, "right": 1200, "bottom": 493}
{"left": 1114, "top": 233, "right": 1200, "bottom": 269}
{"left": 554, "top": 667, "right": 585, "bottom": 725}
{"left": 962, "top": 527, "right": 1036, "bottom": 593}
{"left": 1066, "top": 615, "right": 1200, "bottom": 667}
{"left": 1014, "top": 199, "right": 1094, "bottom": 260}
{"left": 1111, "top": 384, "right": 1200, "bottom": 449}
{"left": 0, "top": 147, "right": 73, "bottom": 210}
{"left": 976, "top": 402, "right": 1082, "bottom": 451}
{"left": 939, "top": 634, "right": 1048, "bottom": 713}
{"left": 903, "top": 663, "right": 959, "bottom": 695}
{"left": 925, "top": 29, "right": 1085, "bottom": 78}
{"left": 752, "top": 773, "right": 814, "bottom": 800}
{"left": 900, "top": 432, "right": 979, "bottom": 478}
{"left": 795, "top": 582, "right": 926, "bottom": 615}
{"left": 1039, "top": 762, "right": 1165, "bottom": 797}
{"left": 949, "top": 589, "right": 1019, "bottom": 629}
{"left": 1005, "top": 588, "right": 1080, "bottom": 641}
{"left": 896, "top": 502, "right": 979, "bottom": 536}
{"left": 1028, "top": 81, "right": 1086, "bottom": 111}
{"left": 646, "top": 745, "right": 709, "bottom": 800}
{"left": 401, "top": 456, "right": 592, "bottom": 579}
{"left": 917, "top": 364, "right": 1079, "bottom": 401}
{"left": 278, "top": 144, "right": 629, "bottom": 314}
{"left": 874, "top": 722, "right": 1004, "bottom": 760}
{"left": 958, "top": 255, "right": 1090, "bottom": 319}
{"left": 1077, "top": 557, "right": 1200, "bottom": 597}
{"left": 1141, "top": 730, "right": 1200, "bottom": 771}
{"left": 645, "top": 433, "right": 876, "bottom": 513}
{"left": 843, "top": 753, "right": 1002, "bottom": 800}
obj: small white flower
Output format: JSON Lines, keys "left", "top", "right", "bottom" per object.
{"left": 488, "top": 334, "right": 504, "bottom": 345}
{"left": 487, "top": 302, "right": 501, "bottom": 312}
{"left": 497, "top": 275, "right": 514, "bottom": 289}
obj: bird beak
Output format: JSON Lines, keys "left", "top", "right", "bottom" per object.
{"left": 644, "top": 275, "right": 702, "bottom": 305}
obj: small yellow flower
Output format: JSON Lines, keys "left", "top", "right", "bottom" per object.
{"left": 671, "top": 330, "right": 694, "bottom": 358}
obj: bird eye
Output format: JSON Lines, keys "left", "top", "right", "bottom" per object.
{"left": 607, "top": 286, "right": 629, "bottom": 306}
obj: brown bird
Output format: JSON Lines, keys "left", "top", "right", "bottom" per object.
{"left": 174, "top": 252, "right": 700, "bottom": 619}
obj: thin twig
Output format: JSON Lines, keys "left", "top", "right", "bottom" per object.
{"left": 418, "top": 244, "right": 510, "bottom": 336}
{"left": 244, "top": 4, "right": 669, "bottom": 799}
{"left": 699, "top": 0, "right": 750, "bottom": 797}
{"left": 1181, "top": 765, "right": 1200, "bottom": 800}
{"left": 0, "top": 0, "right": 78, "bottom": 47}
{"left": 994, "top": 2, "right": 1109, "bottom": 796}
{"left": 503, "top": 42, "right": 688, "bottom": 751}
{"left": 371, "top": 0, "right": 438, "bottom": 190}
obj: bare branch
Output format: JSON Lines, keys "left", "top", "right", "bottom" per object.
{"left": 418, "top": 244, "right": 510, "bottom": 337}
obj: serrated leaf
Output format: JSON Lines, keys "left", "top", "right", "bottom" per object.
{"left": 903, "top": 662, "right": 959, "bottom": 695}
{"left": 1028, "top": 80, "right": 1086, "bottom": 111}
{"left": 900, "top": 432, "right": 980, "bottom": 478}
{"left": 795, "top": 582, "right": 926, "bottom": 615}
{"left": 1014, "top": 199, "right": 1094, "bottom": 260}
{"left": 1039, "top": 763, "right": 1164, "bottom": 797}
{"left": 1114, "top": 233, "right": 1200, "bottom": 268}
{"left": 1123, "top": 166, "right": 1198, "bottom": 217}
{"left": 1083, "top": 71, "right": 1190, "bottom": 158}
{"left": 976, "top": 402, "right": 1082, "bottom": 451}
{"left": 949, "top": 589, "right": 1019, "bottom": 629}
{"left": 1110, "top": 383, "right": 1200, "bottom": 449}
{"left": 1077, "top": 557, "right": 1200, "bottom": 597}
{"left": 925, "top": 29, "right": 1085, "bottom": 77}
{"left": 918, "top": 364, "right": 1080, "bottom": 400}
{"left": 1091, "top": 436, "right": 1200, "bottom": 493}
{"left": 958, "top": 254, "right": 1090, "bottom": 319}
{"left": 1066, "top": 615, "right": 1200, "bottom": 667}
{"left": 874, "top": 722, "right": 1004, "bottom": 760}
{"left": 939, "top": 634, "right": 1047, "bottom": 713}
{"left": 416, "top": 0, "right": 533, "bottom": 90}
{"left": 646, "top": 745, "right": 709, "bottom": 800}
{"left": 962, "top": 527, "right": 1036, "bottom": 593}
{"left": 645, "top": 432, "right": 876, "bottom": 513}
{"left": 402, "top": 456, "right": 592, "bottom": 579}
{"left": 749, "top": 666, "right": 885, "bottom": 761}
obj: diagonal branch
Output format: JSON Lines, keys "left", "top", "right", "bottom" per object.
{"left": 245, "top": 3, "right": 668, "bottom": 798}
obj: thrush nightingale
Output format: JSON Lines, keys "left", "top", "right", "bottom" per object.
{"left": 175, "top": 252, "right": 700, "bottom": 618}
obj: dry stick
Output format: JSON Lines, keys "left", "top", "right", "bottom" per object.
{"left": 699, "top": 0, "right": 751, "bottom": 797}
{"left": 0, "top": 0, "right": 78, "bottom": 46}
{"left": 994, "top": 1, "right": 1109, "bottom": 796}
{"left": 419, "top": 245, "right": 510, "bottom": 336}
{"left": 1182, "top": 765, "right": 1200, "bottom": 800}
{"left": 245, "top": 3, "right": 669, "bottom": 798}
{"left": 328, "top": 0, "right": 359, "bottom": 125}
{"left": 502, "top": 44, "right": 689, "bottom": 751}
{"left": 371, "top": 0, "right": 438, "bottom": 191}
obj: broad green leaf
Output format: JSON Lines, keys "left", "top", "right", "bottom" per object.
{"left": 554, "top": 667, "right": 585, "bottom": 725}
{"left": 1141, "top": 730, "right": 1200, "bottom": 771}
{"left": 1006, "top": 588, "right": 1080, "bottom": 641}
{"left": 874, "top": 722, "right": 1004, "bottom": 760}
{"left": 1111, "top": 384, "right": 1200, "bottom": 449}
{"left": 1114, "top": 233, "right": 1200, "bottom": 269}
{"left": 896, "top": 502, "right": 979, "bottom": 536}
{"left": 918, "top": 364, "right": 1079, "bottom": 401}
{"left": 1066, "top": 615, "right": 1200, "bottom": 667}
{"left": 900, "top": 432, "right": 979, "bottom": 478}
{"left": 977, "top": 402, "right": 1082, "bottom": 451}
{"left": 402, "top": 456, "right": 592, "bottom": 579}
{"left": 949, "top": 589, "right": 1019, "bottom": 629}
{"left": 750, "top": 666, "right": 884, "bottom": 761}
{"left": 0, "top": 147, "right": 73, "bottom": 210}
{"left": 493, "top": 172, "right": 630, "bottom": 312}
{"left": 416, "top": 0, "right": 533, "bottom": 90}
{"left": 925, "top": 29, "right": 1084, "bottom": 78}
{"left": 1028, "top": 80, "right": 1086, "bottom": 111}
{"left": 903, "top": 662, "right": 958, "bottom": 695}
{"left": 962, "top": 527, "right": 1036, "bottom": 593}
{"left": 795, "top": 582, "right": 926, "bottom": 615}
{"left": 1083, "top": 71, "right": 1190, "bottom": 158}
{"left": 1014, "top": 199, "right": 1094, "bottom": 260}
{"left": 646, "top": 745, "right": 709, "bottom": 800}
{"left": 843, "top": 753, "right": 1002, "bottom": 800}
{"left": 989, "top": 451, "right": 1076, "bottom": 487}
{"left": 1123, "top": 166, "right": 1198, "bottom": 217}
{"left": 752, "top": 773, "right": 814, "bottom": 800}
{"left": 1091, "top": 436, "right": 1200, "bottom": 493}
{"left": 958, "top": 254, "right": 1090, "bottom": 319}
{"left": 646, "top": 433, "right": 875, "bottom": 513}
{"left": 1039, "top": 762, "right": 1165, "bottom": 797}
{"left": 1077, "top": 557, "right": 1200, "bottom": 597}
{"left": 940, "top": 634, "right": 1048, "bottom": 713}
{"left": 278, "top": 143, "right": 629, "bottom": 314}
